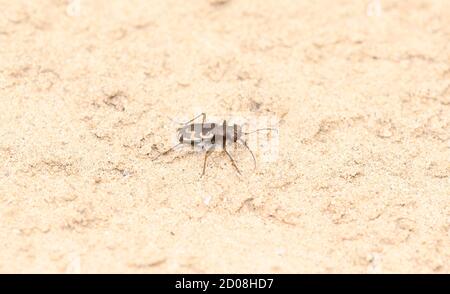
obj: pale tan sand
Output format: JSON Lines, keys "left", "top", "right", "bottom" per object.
{"left": 0, "top": 0, "right": 449, "bottom": 273}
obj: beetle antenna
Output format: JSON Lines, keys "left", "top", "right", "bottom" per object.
{"left": 242, "top": 128, "right": 278, "bottom": 135}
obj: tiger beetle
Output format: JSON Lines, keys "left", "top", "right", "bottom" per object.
{"left": 152, "top": 113, "right": 276, "bottom": 176}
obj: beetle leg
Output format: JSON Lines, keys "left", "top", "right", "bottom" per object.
{"left": 183, "top": 113, "right": 206, "bottom": 126}
{"left": 169, "top": 113, "right": 206, "bottom": 126}
{"left": 224, "top": 148, "right": 242, "bottom": 175}
{"left": 151, "top": 142, "right": 182, "bottom": 161}
{"left": 201, "top": 147, "right": 214, "bottom": 177}
{"left": 239, "top": 139, "right": 256, "bottom": 170}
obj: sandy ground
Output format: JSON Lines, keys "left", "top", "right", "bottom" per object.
{"left": 0, "top": 0, "right": 449, "bottom": 273}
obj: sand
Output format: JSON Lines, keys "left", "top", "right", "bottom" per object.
{"left": 0, "top": 0, "right": 449, "bottom": 273}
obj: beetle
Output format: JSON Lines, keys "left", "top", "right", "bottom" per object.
{"left": 152, "top": 113, "right": 276, "bottom": 176}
